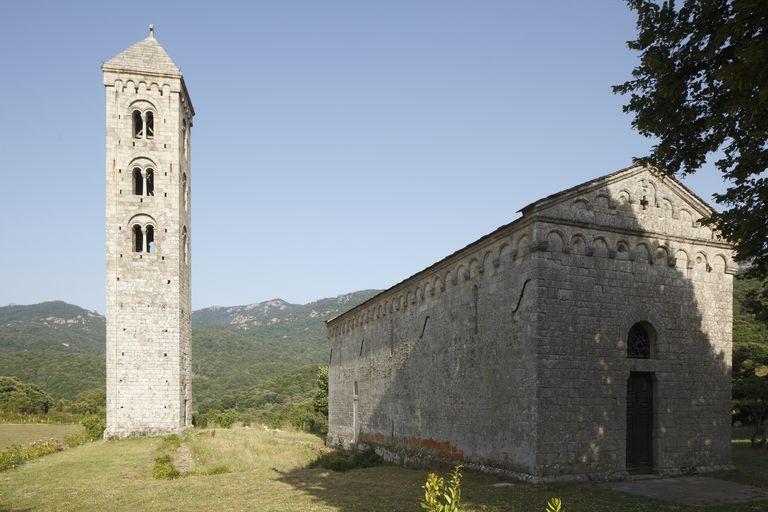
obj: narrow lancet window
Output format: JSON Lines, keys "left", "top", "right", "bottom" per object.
{"left": 182, "top": 173, "right": 188, "bottom": 212}
{"left": 146, "top": 226, "right": 155, "bottom": 253}
{"left": 132, "top": 225, "right": 143, "bottom": 253}
{"left": 132, "top": 110, "right": 143, "bottom": 138}
{"left": 146, "top": 169, "right": 154, "bottom": 196}
{"left": 132, "top": 168, "right": 143, "bottom": 195}
{"left": 182, "top": 226, "right": 188, "bottom": 264}
{"left": 145, "top": 111, "right": 154, "bottom": 139}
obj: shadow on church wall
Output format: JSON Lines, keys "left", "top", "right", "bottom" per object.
{"left": 276, "top": 167, "right": 736, "bottom": 508}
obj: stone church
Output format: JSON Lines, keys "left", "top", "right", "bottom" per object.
{"left": 102, "top": 27, "right": 193, "bottom": 437}
{"left": 326, "top": 166, "right": 735, "bottom": 480}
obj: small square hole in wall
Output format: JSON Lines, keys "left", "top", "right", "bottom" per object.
{"left": 161, "top": 256, "right": 165, "bottom": 261}
{"left": 118, "top": 226, "right": 121, "bottom": 230}
{"left": 120, "top": 254, "right": 122, "bottom": 258}
{"left": 164, "top": 229, "right": 168, "bottom": 233}
{"left": 118, "top": 169, "right": 121, "bottom": 173}
{"left": 122, "top": 328, "right": 126, "bottom": 331}
{"left": 119, "top": 190, "right": 122, "bottom": 194}
{"left": 132, "top": 141, "right": 135, "bottom": 147}
{"left": 120, "top": 406, "right": 124, "bottom": 409}
{"left": 164, "top": 192, "right": 167, "bottom": 197}
{"left": 164, "top": 172, "right": 167, "bottom": 176}
{"left": 139, "top": 255, "right": 142, "bottom": 259}
{"left": 164, "top": 144, "right": 167, "bottom": 148}
{"left": 167, "top": 280, "right": 171, "bottom": 284}
{"left": 117, "top": 277, "right": 120, "bottom": 281}
{"left": 140, "top": 198, "right": 143, "bottom": 203}
{"left": 121, "top": 352, "right": 124, "bottom": 356}
{"left": 164, "top": 353, "right": 167, "bottom": 357}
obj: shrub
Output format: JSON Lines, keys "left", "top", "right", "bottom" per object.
{"left": 194, "top": 409, "right": 238, "bottom": 429}
{"left": 64, "top": 431, "right": 90, "bottom": 448}
{"left": 206, "top": 465, "right": 231, "bottom": 475}
{"left": 217, "top": 409, "right": 237, "bottom": 428}
{"left": 420, "top": 465, "right": 462, "bottom": 512}
{"left": 308, "top": 446, "right": 383, "bottom": 472}
{"left": 161, "top": 434, "right": 181, "bottom": 450}
{"left": 153, "top": 455, "right": 181, "bottom": 480}
{"left": 82, "top": 415, "right": 106, "bottom": 440}
{"left": 0, "top": 439, "right": 63, "bottom": 471}
{"left": 0, "top": 447, "right": 22, "bottom": 471}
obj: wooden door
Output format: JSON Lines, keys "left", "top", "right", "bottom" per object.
{"left": 626, "top": 372, "right": 653, "bottom": 473}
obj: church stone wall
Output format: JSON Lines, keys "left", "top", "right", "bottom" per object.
{"left": 103, "top": 46, "right": 193, "bottom": 437}
{"left": 328, "top": 222, "right": 541, "bottom": 476}
{"left": 531, "top": 170, "right": 734, "bottom": 479}
{"left": 327, "top": 167, "right": 735, "bottom": 481}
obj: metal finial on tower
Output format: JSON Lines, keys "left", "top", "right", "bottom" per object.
{"left": 149, "top": 24, "right": 155, "bottom": 37}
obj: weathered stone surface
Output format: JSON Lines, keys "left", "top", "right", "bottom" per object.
{"left": 326, "top": 166, "right": 734, "bottom": 481}
{"left": 102, "top": 29, "right": 194, "bottom": 438}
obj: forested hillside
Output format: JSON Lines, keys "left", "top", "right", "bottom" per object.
{"left": 0, "top": 291, "right": 380, "bottom": 410}
{"left": 1, "top": 280, "right": 766, "bottom": 427}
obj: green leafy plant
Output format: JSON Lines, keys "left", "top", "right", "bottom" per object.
{"left": 308, "top": 446, "right": 383, "bottom": 472}
{"left": 205, "top": 465, "right": 231, "bottom": 475}
{"left": 420, "top": 465, "right": 462, "bottom": 512}
{"left": 81, "top": 414, "right": 106, "bottom": 440}
{"left": 0, "top": 439, "right": 63, "bottom": 471}
{"left": 64, "top": 431, "right": 90, "bottom": 448}
{"left": 153, "top": 454, "right": 181, "bottom": 480}
{"left": 546, "top": 497, "right": 563, "bottom": 512}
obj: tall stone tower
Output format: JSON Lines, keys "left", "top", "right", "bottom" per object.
{"left": 102, "top": 26, "right": 193, "bottom": 437}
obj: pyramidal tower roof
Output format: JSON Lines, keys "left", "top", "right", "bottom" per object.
{"left": 102, "top": 25, "right": 181, "bottom": 77}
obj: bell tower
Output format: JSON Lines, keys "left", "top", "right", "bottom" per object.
{"left": 102, "top": 26, "right": 193, "bottom": 437}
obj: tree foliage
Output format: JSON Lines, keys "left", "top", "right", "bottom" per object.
{"left": 615, "top": 0, "right": 768, "bottom": 313}
{"left": 0, "top": 376, "right": 52, "bottom": 415}
{"left": 313, "top": 366, "right": 329, "bottom": 417}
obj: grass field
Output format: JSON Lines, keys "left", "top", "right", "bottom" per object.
{"left": 0, "top": 425, "right": 766, "bottom": 511}
{"left": 0, "top": 424, "right": 83, "bottom": 450}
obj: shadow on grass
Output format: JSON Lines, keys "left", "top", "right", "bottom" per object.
{"left": 274, "top": 462, "right": 688, "bottom": 512}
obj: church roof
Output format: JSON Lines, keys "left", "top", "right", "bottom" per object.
{"left": 326, "top": 165, "right": 719, "bottom": 326}
{"left": 102, "top": 32, "right": 181, "bottom": 77}
{"left": 518, "top": 164, "right": 714, "bottom": 216}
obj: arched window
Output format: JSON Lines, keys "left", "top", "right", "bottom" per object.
{"left": 182, "top": 173, "right": 188, "bottom": 212}
{"left": 132, "top": 110, "right": 143, "bottom": 138}
{"left": 145, "top": 111, "right": 154, "bottom": 139}
{"left": 628, "top": 322, "right": 655, "bottom": 359}
{"left": 132, "top": 168, "right": 143, "bottom": 195}
{"left": 146, "top": 226, "right": 155, "bottom": 253}
{"left": 145, "top": 169, "right": 154, "bottom": 196}
{"left": 182, "top": 226, "right": 188, "bottom": 264}
{"left": 132, "top": 225, "right": 143, "bottom": 253}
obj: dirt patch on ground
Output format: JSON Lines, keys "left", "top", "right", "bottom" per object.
{"left": 173, "top": 443, "right": 193, "bottom": 474}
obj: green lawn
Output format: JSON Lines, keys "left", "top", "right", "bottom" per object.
{"left": 0, "top": 423, "right": 83, "bottom": 450}
{"left": 0, "top": 426, "right": 765, "bottom": 511}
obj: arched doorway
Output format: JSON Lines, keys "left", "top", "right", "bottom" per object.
{"left": 626, "top": 321, "right": 655, "bottom": 473}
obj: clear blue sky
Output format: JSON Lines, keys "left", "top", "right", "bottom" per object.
{"left": 0, "top": 1, "right": 728, "bottom": 312}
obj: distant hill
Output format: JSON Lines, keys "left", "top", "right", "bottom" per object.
{"left": 0, "top": 291, "right": 380, "bottom": 404}
{"left": 192, "top": 291, "right": 380, "bottom": 329}
{"left": 0, "top": 301, "right": 105, "bottom": 354}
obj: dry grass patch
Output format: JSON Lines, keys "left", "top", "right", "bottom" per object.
{"left": 185, "top": 425, "right": 324, "bottom": 475}
{"left": 0, "top": 427, "right": 766, "bottom": 511}
{"left": 0, "top": 423, "right": 82, "bottom": 450}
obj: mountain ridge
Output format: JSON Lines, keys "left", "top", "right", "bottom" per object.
{"left": 0, "top": 290, "right": 381, "bottom": 403}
